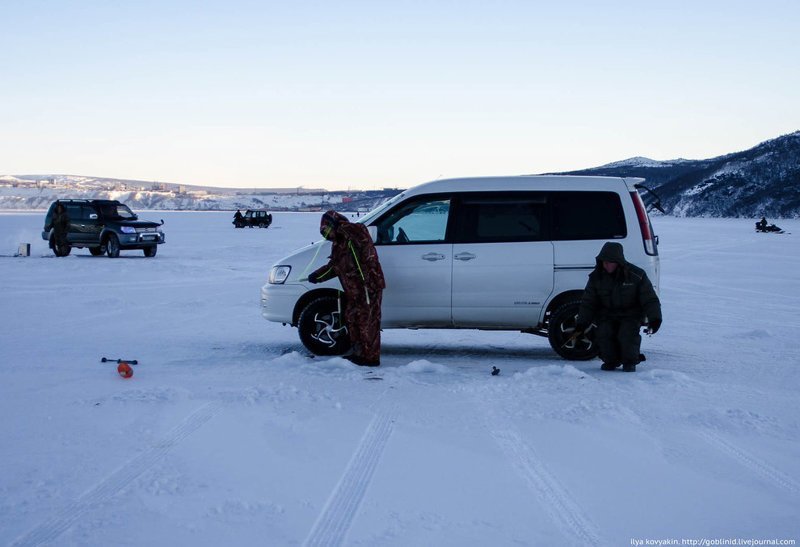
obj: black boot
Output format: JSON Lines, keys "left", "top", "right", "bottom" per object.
{"left": 600, "top": 362, "right": 621, "bottom": 371}
{"left": 622, "top": 363, "right": 636, "bottom": 372}
{"left": 345, "top": 355, "right": 380, "bottom": 367}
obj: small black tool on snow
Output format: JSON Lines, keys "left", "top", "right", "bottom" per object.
{"left": 491, "top": 366, "right": 500, "bottom": 376}
{"left": 101, "top": 357, "right": 139, "bottom": 365}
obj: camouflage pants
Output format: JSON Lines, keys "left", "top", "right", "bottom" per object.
{"left": 596, "top": 317, "right": 642, "bottom": 366}
{"left": 344, "top": 289, "right": 383, "bottom": 363}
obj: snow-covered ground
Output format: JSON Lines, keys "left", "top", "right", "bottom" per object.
{"left": 1, "top": 212, "right": 798, "bottom": 546}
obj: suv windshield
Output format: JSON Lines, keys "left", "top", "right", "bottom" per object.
{"left": 97, "top": 203, "right": 136, "bottom": 220}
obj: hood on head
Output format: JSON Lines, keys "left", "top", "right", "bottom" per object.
{"left": 596, "top": 242, "right": 626, "bottom": 265}
{"left": 320, "top": 210, "right": 349, "bottom": 239}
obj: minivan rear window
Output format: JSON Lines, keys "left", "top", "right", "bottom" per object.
{"left": 551, "top": 192, "right": 626, "bottom": 240}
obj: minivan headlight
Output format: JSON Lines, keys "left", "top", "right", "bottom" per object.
{"left": 269, "top": 265, "right": 291, "bottom": 284}
{"left": 120, "top": 226, "right": 136, "bottom": 234}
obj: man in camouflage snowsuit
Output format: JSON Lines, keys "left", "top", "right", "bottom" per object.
{"left": 308, "top": 210, "right": 386, "bottom": 366}
{"left": 575, "top": 242, "right": 662, "bottom": 372}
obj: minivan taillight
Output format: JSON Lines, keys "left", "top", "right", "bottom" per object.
{"left": 631, "top": 191, "right": 657, "bottom": 256}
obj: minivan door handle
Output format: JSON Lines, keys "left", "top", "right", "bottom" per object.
{"left": 421, "top": 252, "right": 446, "bottom": 262}
{"left": 454, "top": 252, "right": 476, "bottom": 261}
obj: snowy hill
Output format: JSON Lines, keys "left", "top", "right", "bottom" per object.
{"left": 556, "top": 131, "right": 800, "bottom": 218}
{"left": 596, "top": 156, "right": 691, "bottom": 169}
{"left": 0, "top": 175, "right": 401, "bottom": 212}
{"left": 5, "top": 130, "right": 800, "bottom": 217}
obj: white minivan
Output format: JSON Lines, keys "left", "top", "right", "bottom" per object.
{"left": 261, "top": 176, "right": 659, "bottom": 360}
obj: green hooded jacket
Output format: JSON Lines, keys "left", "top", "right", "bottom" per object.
{"left": 576, "top": 242, "right": 661, "bottom": 324}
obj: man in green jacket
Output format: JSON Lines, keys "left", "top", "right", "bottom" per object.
{"left": 575, "top": 242, "right": 662, "bottom": 372}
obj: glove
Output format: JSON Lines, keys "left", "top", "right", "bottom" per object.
{"left": 307, "top": 272, "right": 319, "bottom": 284}
{"left": 647, "top": 319, "right": 661, "bottom": 334}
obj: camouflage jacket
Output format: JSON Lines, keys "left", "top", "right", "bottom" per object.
{"left": 310, "top": 211, "right": 386, "bottom": 301}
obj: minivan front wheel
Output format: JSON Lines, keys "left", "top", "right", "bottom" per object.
{"left": 547, "top": 301, "right": 599, "bottom": 360}
{"left": 298, "top": 296, "right": 351, "bottom": 356}
{"left": 106, "top": 234, "right": 120, "bottom": 258}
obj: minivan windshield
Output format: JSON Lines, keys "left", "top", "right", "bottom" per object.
{"left": 98, "top": 203, "right": 137, "bottom": 220}
{"left": 357, "top": 191, "right": 407, "bottom": 225}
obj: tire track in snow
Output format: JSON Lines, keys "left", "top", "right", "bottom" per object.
{"left": 303, "top": 405, "right": 398, "bottom": 547}
{"left": 488, "top": 426, "right": 603, "bottom": 546}
{"left": 698, "top": 431, "right": 800, "bottom": 495}
{"left": 12, "top": 402, "right": 223, "bottom": 547}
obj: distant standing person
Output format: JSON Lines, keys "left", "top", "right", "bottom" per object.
{"left": 233, "top": 209, "right": 243, "bottom": 227}
{"left": 52, "top": 201, "right": 70, "bottom": 256}
{"left": 575, "top": 242, "right": 662, "bottom": 372}
{"left": 307, "top": 210, "right": 386, "bottom": 366}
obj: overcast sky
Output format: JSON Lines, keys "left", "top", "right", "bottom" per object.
{"left": 1, "top": 0, "right": 798, "bottom": 189}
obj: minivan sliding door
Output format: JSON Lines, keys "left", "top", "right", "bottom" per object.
{"left": 451, "top": 193, "right": 554, "bottom": 328}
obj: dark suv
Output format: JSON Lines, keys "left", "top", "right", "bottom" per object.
{"left": 42, "top": 199, "right": 166, "bottom": 258}
{"left": 233, "top": 209, "right": 273, "bottom": 228}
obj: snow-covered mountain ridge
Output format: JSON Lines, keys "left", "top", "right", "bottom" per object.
{"left": 4, "top": 130, "right": 799, "bottom": 217}
{"left": 557, "top": 131, "right": 800, "bottom": 218}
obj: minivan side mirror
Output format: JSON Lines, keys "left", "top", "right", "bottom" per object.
{"left": 368, "top": 225, "right": 378, "bottom": 242}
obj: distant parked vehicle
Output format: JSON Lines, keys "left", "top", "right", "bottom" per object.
{"left": 42, "top": 199, "right": 165, "bottom": 258}
{"left": 234, "top": 209, "right": 273, "bottom": 228}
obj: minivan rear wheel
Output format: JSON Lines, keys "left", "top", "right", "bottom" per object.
{"left": 548, "top": 301, "right": 599, "bottom": 360}
{"left": 298, "top": 296, "right": 351, "bottom": 356}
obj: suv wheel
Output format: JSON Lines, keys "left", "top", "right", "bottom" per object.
{"left": 51, "top": 235, "right": 71, "bottom": 257}
{"left": 298, "top": 296, "right": 351, "bottom": 356}
{"left": 89, "top": 247, "right": 104, "bottom": 256}
{"left": 143, "top": 246, "right": 157, "bottom": 257}
{"left": 106, "top": 234, "right": 120, "bottom": 258}
{"left": 547, "top": 301, "right": 599, "bottom": 360}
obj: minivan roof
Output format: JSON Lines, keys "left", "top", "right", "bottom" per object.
{"left": 404, "top": 175, "right": 645, "bottom": 197}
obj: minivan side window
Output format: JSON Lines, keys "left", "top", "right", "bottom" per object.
{"left": 551, "top": 191, "right": 626, "bottom": 240}
{"left": 454, "top": 193, "right": 549, "bottom": 243}
{"left": 374, "top": 197, "right": 451, "bottom": 244}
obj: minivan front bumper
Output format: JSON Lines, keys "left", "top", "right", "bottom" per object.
{"left": 261, "top": 283, "right": 308, "bottom": 324}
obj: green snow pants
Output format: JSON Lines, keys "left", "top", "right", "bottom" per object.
{"left": 596, "top": 317, "right": 642, "bottom": 366}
